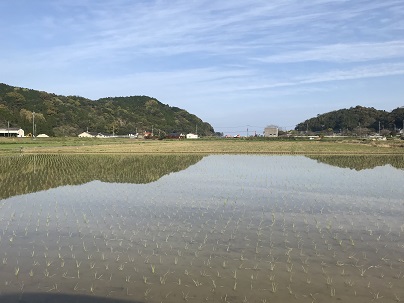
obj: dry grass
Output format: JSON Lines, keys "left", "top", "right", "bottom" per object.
{"left": 9, "top": 138, "right": 404, "bottom": 155}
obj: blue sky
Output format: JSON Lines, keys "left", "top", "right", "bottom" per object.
{"left": 1, "top": 0, "right": 403, "bottom": 135}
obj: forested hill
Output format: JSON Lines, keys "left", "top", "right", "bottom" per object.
{"left": 0, "top": 83, "right": 214, "bottom": 137}
{"left": 295, "top": 106, "right": 404, "bottom": 134}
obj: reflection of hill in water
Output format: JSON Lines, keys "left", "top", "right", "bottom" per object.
{"left": 307, "top": 155, "right": 404, "bottom": 170}
{"left": 0, "top": 154, "right": 204, "bottom": 199}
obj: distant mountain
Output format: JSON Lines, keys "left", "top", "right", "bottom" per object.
{"left": 295, "top": 105, "right": 404, "bottom": 134}
{"left": 0, "top": 83, "right": 214, "bottom": 137}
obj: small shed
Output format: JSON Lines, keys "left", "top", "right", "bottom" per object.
{"left": 186, "top": 133, "right": 198, "bottom": 139}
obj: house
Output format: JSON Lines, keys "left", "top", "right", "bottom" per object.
{"left": 264, "top": 125, "right": 279, "bottom": 137}
{"left": 186, "top": 133, "right": 198, "bottom": 139}
{"left": 144, "top": 131, "right": 153, "bottom": 139}
{"left": 78, "top": 131, "right": 97, "bottom": 138}
{"left": 0, "top": 128, "right": 25, "bottom": 137}
{"left": 166, "top": 132, "right": 185, "bottom": 139}
{"left": 96, "top": 133, "right": 113, "bottom": 138}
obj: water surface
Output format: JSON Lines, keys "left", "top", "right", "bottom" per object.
{"left": 0, "top": 154, "right": 403, "bottom": 302}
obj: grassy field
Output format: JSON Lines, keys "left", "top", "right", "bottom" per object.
{"left": 0, "top": 136, "right": 403, "bottom": 155}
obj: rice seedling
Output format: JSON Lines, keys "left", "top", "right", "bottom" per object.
{"left": 370, "top": 291, "right": 383, "bottom": 301}
{"left": 14, "top": 266, "right": 20, "bottom": 278}
{"left": 270, "top": 282, "right": 278, "bottom": 293}
{"left": 182, "top": 291, "right": 191, "bottom": 301}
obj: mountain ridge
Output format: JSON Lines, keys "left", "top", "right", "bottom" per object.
{"left": 0, "top": 83, "right": 214, "bottom": 137}
{"left": 295, "top": 105, "right": 404, "bottom": 135}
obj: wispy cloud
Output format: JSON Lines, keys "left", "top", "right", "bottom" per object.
{"left": 1, "top": 0, "right": 404, "bottom": 131}
{"left": 4, "top": 0, "right": 404, "bottom": 65}
{"left": 297, "top": 62, "right": 404, "bottom": 84}
{"left": 255, "top": 41, "right": 404, "bottom": 63}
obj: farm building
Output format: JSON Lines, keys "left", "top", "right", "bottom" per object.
{"left": 96, "top": 133, "right": 114, "bottom": 138}
{"left": 144, "top": 131, "right": 153, "bottom": 139}
{"left": 78, "top": 131, "right": 98, "bottom": 138}
{"left": 264, "top": 125, "right": 279, "bottom": 137}
{"left": 166, "top": 133, "right": 185, "bottom": 139}
{"left": 0, "top": 128, "right": 25, "bottom": 137}
{"left": 186, "top": 133, "right": 198, "bottom": 139}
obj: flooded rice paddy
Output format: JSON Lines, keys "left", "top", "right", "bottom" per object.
{"left": 0, "top": 154, "right": 403, "bottom": 303}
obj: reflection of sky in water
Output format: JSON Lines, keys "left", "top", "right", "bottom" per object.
{"left": 5, "top": 155, "right": 403, "bottom": 207}
{"left": 157, "top": 155, "right": 404, "bottom": 206}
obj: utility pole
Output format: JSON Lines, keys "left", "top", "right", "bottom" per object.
{"left": 379, "top": 121, "right": 381, "bottom": 135}
{"left": 195, "top": 124, "right": 198, "bottom": 135}
{"left": 152, "top": 125, "right": 154, "bottom": 137}
{"left": 247, "top": 127, "right": 249, "bottom": 137}
{"left": 32, "top": 112, "right": 35, "bottom": 138}
{"left": 7, "top": 121, "right": 10, "bottom": 137}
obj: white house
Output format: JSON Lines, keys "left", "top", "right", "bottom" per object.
{"left": 186, "top": 133, "right": 199, "bottom": 139}
{"left": 0, "top": 128, "right": 25, "bottom": 137}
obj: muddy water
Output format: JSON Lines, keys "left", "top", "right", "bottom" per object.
{"left": 0, "top": 155, "right": 403, "bottom": 302}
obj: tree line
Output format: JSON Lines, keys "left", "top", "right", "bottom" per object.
{"left": 295, "top": 105, "right": 404, "bottom": 136}
{"left": 0, "top": 83, "right": 214, "bottom": 137}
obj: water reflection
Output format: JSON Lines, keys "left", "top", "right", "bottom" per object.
{"left": 307, "top": 154, "right": 404, "bottom": 170}
{"left": 0, "top": 154, "right": 204, "bottom": 199}
{"left": 0, "top": 155, "right": 403, "bottom": 303}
